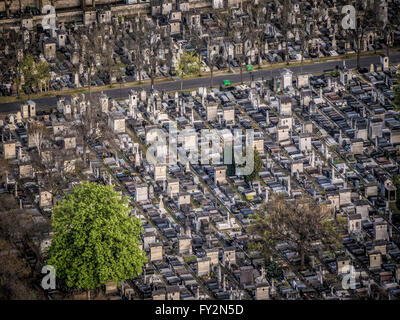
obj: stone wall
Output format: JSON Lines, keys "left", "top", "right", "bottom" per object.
{"left": 0, "top": 2, "right": 151, "bottom": 28}
{"left": 1, "top": 0, "right": 250, "bottom": 16}
{"left": 0, "top": 0, "right": 248, "bottom": 28}
{"left": 1, "top": 0, "right": 123, "bottom": 13}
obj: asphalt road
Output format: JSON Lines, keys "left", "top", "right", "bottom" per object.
{"left": 1, "top": 53, "right": 400, "bottom": 114}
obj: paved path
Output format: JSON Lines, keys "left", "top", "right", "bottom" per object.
{"left": 1, "top": 53, "right": 399, "bottom": 114}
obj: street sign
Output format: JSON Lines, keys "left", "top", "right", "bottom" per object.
{"left": 246, "top": 64, "right": 253, "bottom": 71}
{"left": 223, "top": 80, "right": 231, "bottom": 86}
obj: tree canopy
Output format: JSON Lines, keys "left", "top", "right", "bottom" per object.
{"left": 21, "top": 54, "right": 50, "bottom": 95}
{"left": 47, "top": 182, "right": 147, "bottom": 291}
{"left": 176, "top": 51, "right": 201, "bottom": 90}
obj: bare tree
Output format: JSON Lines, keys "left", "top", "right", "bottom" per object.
{"left": 206, "top": 36, "right": 219, "bottom": 88}
{"left": 250, "top": 195, "right": 342, "bottom": 269}
{"left": 235, "top": 18, "right": 253, "bottom": 85}
{"left": 73, "top": 99, "right": 104, "bottom": 168}
{"left": 215, "top": 8, "right": 236, "bottom": 73}
{"left": 128, "top": 19, "right": 146, "bottom": 83}
{"left": 249, "top": 0, "right": 268, "bottom": 69}
{"left": 163, "top": 35, "right": 176, "bottom": 79}
{"left": 350, "top": 1, "right": 375, "bottom": 70}
{"left": 383, "top": 24, "right": 394, "bottom": 58}
{"left": 102, "top": 28, "right": 118, "bottom": 86}
{"left": 76, "top": 24, "right": 105, "bottom": 98}
{"left": 31, "top": 146, "right": 81, "bottom": 206}
{"left": 297, "top": 12, "right": 309, "bottom": 74}
{"left": 141, "top": 19, "right": 166, "bottom": 90}
{"left": 0, "top": 198, "right": 48, "bottom": 300}
{"left": 282, "top": 0, "right": 290, "bottom": 65}
{"left": 27, "top": 121, "right": 49, "bottom": 158}
{"left": 0, "top": 158, "right": 10, "bottom": 191}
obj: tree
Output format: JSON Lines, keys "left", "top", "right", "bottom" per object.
{"left": 250, "top": 196, "right": 342, "bottom": 269}
{"left": 393, "top": 175, "right": 400, "bottom": 210}
{"left": 76, "top": 24, "right": 105, "bottom": 98}
{"left": 216, "top": 8, "right": 235, "bottom": 73}
{"left": 176, "top": 51, "right": 201, "bottom": 91}
{"left": 47, "top": 182, "right": 147, "bottom": 292}
{"left": 72, "top": 97, "right": 108, "bottom": 168}
{"left": 188, "top": 27, "right": 205, "bottom": 77}
{"left": 282, "top": 0, "right": 290, "bottom": 65}
{"left": 31, "top": 145, "right": 82, "bottom": 207}
{"left": 0, "top": 158, "right": 10, "bottom": 191}
{"left": 393, "top": 67, "right": 400, "bottom": 111}
{"left": 127, "top": 30, "right": 144, "bottom": 83}
{"left": 245, "top": 148, "right": 262, "bottom": 183}
{"left": 350, "top": 1, "right": 375, "bottom": 70}
{"left": 128, "top": 16, "right": 155, "bottom": 85}
{"left": 308, "top": 5, "right": 322, "bottom": 61}
{"left": 206, "top": 35, "right": 219, "bottom": 88}
{"left": 27, "top": 121, "right": 49, "bottom": 157}
{"left": 297, "top": 11, "right": 309, "bottom": 74}
{"left": 102, "top": 28, "right": 117, "bottom": 86}
{"left": 163, "top": 36, "right": 176, "bottom": 79}
{"left": 383, "top": 24, "right": 394, "bottom": 58}
{"left": 141, "top": 20, "right": 166, "bottom": 90}
{"left": 249, "top": 1, "right": 268, "bottom": 69}
{"left": 21, "top": 54, "right": 50, "bottom": 97}
{"left": 114, "top": 58, "right": 126, "bottom": 95}
{"left": 0, "top": 196, "right": 49, "bottom": 299}
{"left": 235, "top": 19, "right": 250, "bottom": 84}
{"left": 266, "top": 260, "right": 283, "bottom": 280}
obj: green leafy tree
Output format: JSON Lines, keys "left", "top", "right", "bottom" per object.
{"left": 266, "top": 260, "right": 283, "bottom": 280}
{"left": 330, "top": 70, "right": 339, "bottom": 78}
{"left": 21, "top": 54, "right": 50, "bottom": 97}
{"left": 245, "top": 148, "right": 262, "bottom": 183}
{"left": 393, "top": 68, "right": 400, "bottom": 111}
{"left": 176, "top": 51, "right": 201, "bottom": 91}
{"left": 47, "top": 182, "right": 146, "bottom": 292}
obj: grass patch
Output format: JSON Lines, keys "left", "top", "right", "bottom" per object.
{"left": 184, "top": 256, "right": 197, "bottom": 264}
